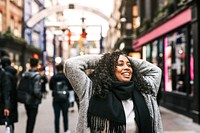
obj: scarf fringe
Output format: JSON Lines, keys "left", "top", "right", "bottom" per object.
{"left": 87, "top": 113, "right": 126, "bottom": 133}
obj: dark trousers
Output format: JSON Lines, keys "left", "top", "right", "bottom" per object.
{"left": 24, "top": 104, "right": 39, "bottom": 133}
{"left": 53, "top": 101, "right": 69, "bottom": 133}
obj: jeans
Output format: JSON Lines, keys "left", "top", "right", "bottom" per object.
{"left": 24, "top": 104, "right": 39, "bottom": 133}
{"left": 53, "top": 101, "right": 69, "bottom": 133}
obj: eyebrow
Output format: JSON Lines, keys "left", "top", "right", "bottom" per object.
{"left": 118, "top": 60, "right": 130, "bottom": 63}
{"left": 118, "top": 59, "right": 130, "bottom": 62}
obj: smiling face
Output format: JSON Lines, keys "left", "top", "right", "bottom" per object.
{"left": 115, "top": 55, "right": 133, "bottom": 82}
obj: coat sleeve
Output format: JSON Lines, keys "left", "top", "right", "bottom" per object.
{"left": 49, "top": 76, "right": 55, "bottom": 91}
{"left": 129, "top": 57, "right": 162, "bottom": 96}
{"left": 2, "top": 71, "right": 12, "bottom": 110}
{"left": 64, "top": 55, "right": 102, "bottom": 100}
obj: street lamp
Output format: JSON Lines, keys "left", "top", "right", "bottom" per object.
{"left": 55, "top": 56, "right": 62, "bottom": 64}
{"left": 52, "top": 34, "right": 56, "bottom": 74}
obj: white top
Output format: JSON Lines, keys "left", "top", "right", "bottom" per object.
{"left": 122, "top": 99, "right": 138, "bottom": 133}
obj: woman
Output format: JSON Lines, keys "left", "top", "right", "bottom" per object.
{"left": 64, "top": 51, "right": 163, "bottom": 133}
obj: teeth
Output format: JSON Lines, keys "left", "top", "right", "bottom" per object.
{"left": 122, "top": 73, "right": 130, "bottom": 76}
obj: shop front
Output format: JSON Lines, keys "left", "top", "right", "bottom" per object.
{"left": 0, "top": 35, "right": 43, "bottom": 73}
{"left": 133, "top": 7, "right": 200, "bottom": 123}
{"left": 0, "top": 35, "right": 25, "bottom": 73}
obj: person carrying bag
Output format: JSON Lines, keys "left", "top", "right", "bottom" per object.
{"left": 4, "top": 116, "right": 13, "bottom": 133}
{"left": 49, "top": 63, "right": 73, "bottom": 133}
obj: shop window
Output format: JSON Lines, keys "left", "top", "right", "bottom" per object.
{"left": 142, "top": 46, "right": 146, "bottom": 60}
{"left": 142, "top": 39, "right": 164, "bottom": 93}
{"left": 175, "top": 32, "right": 186, "bottom": 93}
{"left": 8, "top": 52, "right": 22, "bottom": 73}
{"left": 142, "top": 44, "right": 151, "bottom": 61}
{"left": 189, "top": 27, "right": 194, "bottom": 96}
{"left": 157, "top": 39, "right": 164, "bottom": 93}
{"left": 164, "top": 36, "right": 172, "bottom": 91}
{"left": 164, "top": 28, "right": 187, "bottom": 94}
{"left": 157, "top": 39, "right": 164, "bottom": 69}
{"left": 146, "top": 44, "right": 151, "bottom": 62}
{"left": 152, "top": 40, "right": 158, "bottom": 65}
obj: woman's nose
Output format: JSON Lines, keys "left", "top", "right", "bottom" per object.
{"left": 124, "top": 64, "right": 130, "bottom": 69}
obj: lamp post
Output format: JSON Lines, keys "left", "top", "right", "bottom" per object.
{"left": 52, "top": 34, "right": 56, "bottom": 74}
{"left": 43, "top": 27, "right": 47, "bottom": 67}
{"left": 58, "top": 39, "right": 62, "bottom": 58}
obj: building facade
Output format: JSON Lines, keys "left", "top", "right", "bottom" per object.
{"left": 132, "top": 0, "right": 200, "bottom": 123}
{"left": 23, "top": 0, "right": 45, "bottom": 69}
{"left": 0, "top": 0, "right": 24, "bottom": 72}
{"left": 0, "top": 0, "right": 23, "bottom": 36}
{"left": 0, "top": 0, "right": 44, "bottom": 72}
{"left": 106, "top": 0, "right": 136, "bottom": 54}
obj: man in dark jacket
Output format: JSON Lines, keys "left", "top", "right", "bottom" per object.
{"left": 49, "top": 63, "right": 72, "bottom": 133}
{"left": 0, "top": 51, "right": 11, "bottom": 128}
{"left": 23, "top": 58, "right": 42, "bottom": 133}
{"left": 0, "top": 56, "right": 18, "bottom": 132}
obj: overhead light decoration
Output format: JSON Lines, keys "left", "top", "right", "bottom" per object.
{"left": 80, "top": 17, "right": 87, "bottom": 39}
{"left": 66, "top": 29, "right": 72, "bottom": 45}
{"left": 81, "top": 28, "right": 87, "bottom": 38}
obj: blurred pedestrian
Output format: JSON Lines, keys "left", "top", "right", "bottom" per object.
{"left": 0, "top": 56, "right": 18, "bottom": 133}
{"left": 39, "top": 67, "right": 48, "bottom": 99}
{"left": 49, "top": 63, "right": 72, "bottom": 133}
{"left": 0, "top": 57, "right": 13, "bottom": 132}
{"left": 21, "top": 58, "right": 42, "bottom": 133}
{"left": 64, "top": 50, "right": 163, "bottom": 133}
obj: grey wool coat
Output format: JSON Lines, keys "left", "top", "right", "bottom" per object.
{"left": 64, "top": 55, "right": 163, "bottom": 133}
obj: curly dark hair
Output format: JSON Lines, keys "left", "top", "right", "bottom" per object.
{"left": 89, "top": 50, "right": 149, "bottom": 98}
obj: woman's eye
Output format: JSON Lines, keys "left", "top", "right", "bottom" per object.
{"left": 127, "top": 63, "right": 131, "bottom": 67}
{"left": 117, "top": 63, "right": 123, "bottom": 66}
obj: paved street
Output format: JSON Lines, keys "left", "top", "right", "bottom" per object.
{"left": 0, "top": 93, "right": 78, "bottom": 133}
{"left": 1, "top": 92, "right": 200, "bottom": 133}
{"left": 161, "top": 107, "right": 200, "bottom": 133}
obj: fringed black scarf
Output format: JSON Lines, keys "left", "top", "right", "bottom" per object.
{"left": 87, "top": 81, "right": 152, "bottom": 133}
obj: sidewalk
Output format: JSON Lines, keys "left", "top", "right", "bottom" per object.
{"left": 1, "top": 93, "right": 200, "bottom": 133}
{"left": 160, "top": 106, "right": 200, "bottom": 133}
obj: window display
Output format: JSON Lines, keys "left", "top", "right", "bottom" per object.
{"left": 164, "top": 28, "right": 187, "bottom": 94}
